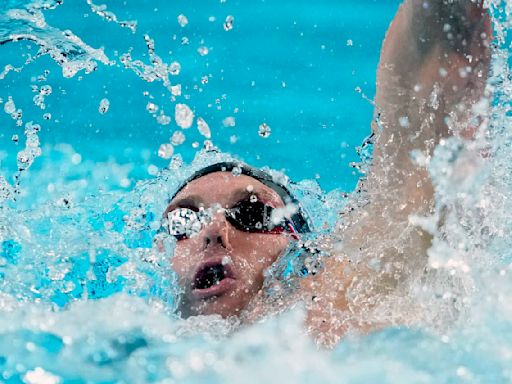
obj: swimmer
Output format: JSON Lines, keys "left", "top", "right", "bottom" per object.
{"left": 159, "top": 0, "right": 492, "bottom": 342}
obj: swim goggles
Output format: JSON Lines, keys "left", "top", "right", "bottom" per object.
{"left": 165, "top": 199, "right": 299, "bottom": 240}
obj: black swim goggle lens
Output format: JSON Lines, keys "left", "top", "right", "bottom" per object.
{"left": 166, "top": 199, "right": 296, "bottom": 240}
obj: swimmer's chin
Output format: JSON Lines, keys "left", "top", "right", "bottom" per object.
{"left": 178, "top": 286, "right": 251, "bottom": 319}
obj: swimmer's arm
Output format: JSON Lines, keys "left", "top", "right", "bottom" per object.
{"left": 370, "top": 0, "right": 492, "bottom": 215}
{"left": 303, "top": 1, "right": 493, "bottom": 346}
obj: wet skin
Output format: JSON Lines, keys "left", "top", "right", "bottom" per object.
{"left": 164, "top": 172, "right": 290, "bottom": 318}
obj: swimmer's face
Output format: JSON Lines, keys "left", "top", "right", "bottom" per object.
{"left": 164, "top": 172, "right": 290, "bottom": 318}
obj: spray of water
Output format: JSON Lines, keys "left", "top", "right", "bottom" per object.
{"left": 0, "top": 0, "right": 511, "bottom": 382}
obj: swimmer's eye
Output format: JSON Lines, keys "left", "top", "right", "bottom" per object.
{"left": 167, "top": 208, "right": 203, "bottom": 240}
{"left": 226, "top": 199, "right": 282, "bottom": 232}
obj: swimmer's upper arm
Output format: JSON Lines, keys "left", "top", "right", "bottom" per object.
{"left": 368, "top": 0, "right": 492, "bottom": 216}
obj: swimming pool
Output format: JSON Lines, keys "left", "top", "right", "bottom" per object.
{"left": 0, "top": 0, "right": 511, "bottom": 382}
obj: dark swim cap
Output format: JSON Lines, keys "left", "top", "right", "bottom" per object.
{"left": 170, "top": 161, "right": 312, "bottom": 234}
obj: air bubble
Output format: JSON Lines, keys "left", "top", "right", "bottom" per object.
{"left": 258, "top": 123, "right": 271, "bottom": 138}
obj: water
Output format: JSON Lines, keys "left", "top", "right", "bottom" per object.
{"left": 0, "top": 0, "right": 512, "bottom": 383}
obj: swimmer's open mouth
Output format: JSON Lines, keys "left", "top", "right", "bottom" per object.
{"left": 191, "top": 260, "right": 236, "bottom": 299}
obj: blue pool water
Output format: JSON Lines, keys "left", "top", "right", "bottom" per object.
{"left": 1, "top": 0, "right": 512, "bottom": 383}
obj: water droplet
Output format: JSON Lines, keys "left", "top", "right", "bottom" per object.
{"left": 192, "top": 142, "right": 199, "bottom": 148}
{"left": 229, "top": 135, "right": 238, "bottom": 144}
{"left": 39, "top": 85, "right": 52, "bottom": 96}
{"left": 223, "top": 116, "right": 236, "bottom": 127}
{"left": 157, "top": 114, "right": 171, "bottom": 125}
{"left": 171, "top": 84, "right": 182, "bottom": 96}
{"left": 250, "top": 194, "right": 258, "bottom": 203}
{"left": 223, "top": 15, "right": 234, "bottom": 31}
{"left": 177, "top": 14, "right": 188, "bottom": 27}
{"left": 203, "top": 140, "right": 216, "bottom": 151}
{"left": 11, "top": 134, "right": 18, "bottom": 143}
{"left": 201, "top": 76, "right": 209, "bottom": 84}
{"left": 33, "top": 94, "right": 45, "bottom": 109}
{"left": 158, "top": 143, "right": 174, "bottom": 159}
{"left": 169, "top": 155, "right": 183, "bottom": 170}
{"left": 175, "top": 104, "right": 194, "bottom": 129}
{"left": 146, "top": 102, "right": 158, "bottom": 113}
{"left": 99, "top": 98, "right": 110, "bottom": 114}
{"left": 258, "top": 123, "right": 271, "bottom": 138}
{"left": 399, "top": 116, "right": 410, "bottom": 128}
{"left": 147, "top": 164, "right": 159, "bottom": 175}
{"left": 4, "top": 97, "right": 15, "bottom": 114}
{"left": 171, "top": 131, "right": 186, "bottom": 146}
{"left": 346, "top": 39, "right": 353, "bottom": 46}
{"left": 170, "top": 61, "right": 181, "bottom": 76}
{"left": 197, "top": 117, "right": 211, "bottom": 138}
{"left": 232, "top": 166, "right": 242, "bottom": 176}
{"left": 43, "top": 113, "right": 52, "bottom": 120}
{"left": 209, "top": 16, "right": 216, "bottom": 22}
{"left": 71, "top": 153, "right": 82, "bottom": 164}
{"left": 181, "top": 37, "right": 190, "bottom": 45}
{"left": 197, "top": 46, "right": 209, "bottom": 56}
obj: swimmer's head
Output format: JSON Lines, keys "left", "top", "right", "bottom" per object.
{"left": 162, "top": 162, "right": 310, "bottom": 318}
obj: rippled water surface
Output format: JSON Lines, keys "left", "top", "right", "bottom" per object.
{"left": 1, "top": 0, "right": 512, "bottom": 383}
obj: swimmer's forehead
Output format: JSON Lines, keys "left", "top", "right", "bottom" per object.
{"left": 168, "top": 171, "right": 285, "bottom": 210}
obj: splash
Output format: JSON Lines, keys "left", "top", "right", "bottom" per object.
{"left": 0, "top": 0, "right": 111, "bottom": 78}
{"left": 86, "top": 0, "right": 137, "bottom": 33}
{"left": 0, "top": 0, "right": 511, "bottom": 383}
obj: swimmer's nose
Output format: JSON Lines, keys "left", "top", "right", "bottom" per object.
{"left": 202, "top": 213, "right": 231, "bottom": 250}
